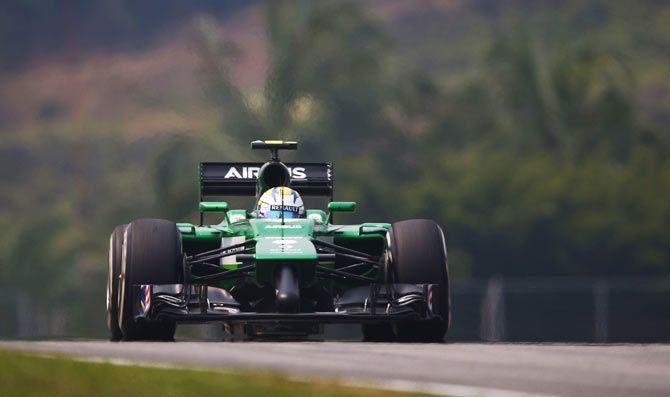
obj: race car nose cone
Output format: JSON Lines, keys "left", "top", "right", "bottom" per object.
{"left": 275, "top": 265, "right": 300, "bottom": 313}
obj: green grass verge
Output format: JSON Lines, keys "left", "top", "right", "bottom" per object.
{"left": 0, "top": 348, "right": 430, "bottom": 397}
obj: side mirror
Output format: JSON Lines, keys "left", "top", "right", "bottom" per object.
{"left": 327, "top": 201, "right": 356, "bottom": 213}
{"left": 199, "top": 201, "right": 229, "bottom": 213}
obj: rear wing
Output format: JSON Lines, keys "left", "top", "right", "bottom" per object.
{"left": 200, "top": 162, "right": 333, "bottom": 199}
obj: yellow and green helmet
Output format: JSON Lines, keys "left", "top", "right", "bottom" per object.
{"left": 256, "top": 187, "right": 305, "bottom": 219}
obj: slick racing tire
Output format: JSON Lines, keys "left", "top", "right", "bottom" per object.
{"left": 107, "top": 224, "right": 126, "bottom": 341}
{"left": 119, "top": 219, "right": 181, "bottom": 341}
{"left": 390, "top": 219, "right": 451, "bottom": 342}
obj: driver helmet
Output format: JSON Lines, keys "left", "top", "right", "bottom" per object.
{"left": 256, "top": 187, "right": 305, "bottom": 219}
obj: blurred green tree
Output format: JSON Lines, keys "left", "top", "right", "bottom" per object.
{"left": 191, "top": 1, "right": 669, "bottom": 279}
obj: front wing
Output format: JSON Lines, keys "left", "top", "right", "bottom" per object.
{"left": 132, "top": 283, "right": 442, "bottom": 325}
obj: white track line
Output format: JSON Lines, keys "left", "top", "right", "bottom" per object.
{"left": 345, "top": 378, "right": 558, "bottom": 397}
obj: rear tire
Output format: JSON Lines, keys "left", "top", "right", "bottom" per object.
{"left": 390, "top": 219, "right": 450, "bottom": 342}
{"left": 107, "top": 224, "right": 126, "bottom": 341}
{"left": 119, "top": 219, "right": 181, "bottom": 341}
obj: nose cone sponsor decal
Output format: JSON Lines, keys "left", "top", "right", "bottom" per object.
{"left": 265, "top": 224, "right": 303, "bottom": 229}
{"left": 272, "top": 239, "right": 297, "bottom": 245}
{"left": 268, "top": 237, "right": 302, "bottom": 253}
{"left": 254, "top": 236, "right": 316, "bottom": 256}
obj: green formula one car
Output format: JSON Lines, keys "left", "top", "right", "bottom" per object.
{"left": 107, "top": 140, "right": 450, "bottom": 342}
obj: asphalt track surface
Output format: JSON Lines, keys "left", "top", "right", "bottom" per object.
{"left": 2, "top": 340, "right": 669, "bottom": 397}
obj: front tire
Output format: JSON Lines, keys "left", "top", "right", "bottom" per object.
{"left": 390, "top": 219, "right": 450, "bottom": 342}
{"left": 119, "top": 219, "right": 181, "bottom": 341}
{"left": 107, "top": 224, "right": 126, "bottom": 341}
